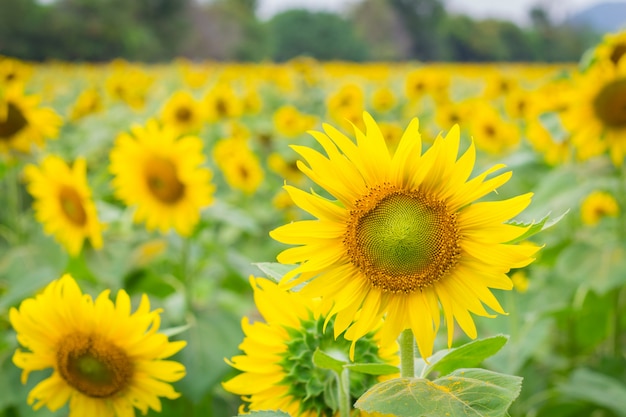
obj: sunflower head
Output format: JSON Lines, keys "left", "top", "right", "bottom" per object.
{"left": 10, "top": 274, "right": 186, "bottom": 415}
{"left": 23, "top": 155, "right": 103, "bottom": 256}
{"left": 270, "top": 112, "right": 539, "bottom": 359}
{"left": 223, "top": 276, "right": 398, "bottom": 417}
{"left": 109, "top": 119, "right": 215, "bottom": 235}
{"left": 581, "top": 190, "right": 619, "bottom": 226}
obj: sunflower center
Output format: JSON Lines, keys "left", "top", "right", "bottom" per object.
{"left": 144, "top": 157, "right": 185, "bottom": 204}
{"left": 57, "top": 333, "right": 133, "bottom": 398}
{"left": 176, "top": 107, "right": 192, "bottom": 122}
{"left": 610, "top": 43, "right": 626, "bottom": 65}
{"left": 593, "top": 78, "right": 626, "bottom": 128}
{"left": 0, "top": 102, "right": 28, "bottom": 139}
{"left": 59, "top": 186, "right": 87, "bottom": 226}
{"left": 345, "top": 186, "right": 461, "bottom": 294}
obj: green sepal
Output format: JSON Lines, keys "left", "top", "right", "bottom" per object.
{"left": 506, "top": 210, "right": 568, "bottom": 244}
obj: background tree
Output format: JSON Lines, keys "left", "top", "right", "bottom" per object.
{"left": 268, "top": 9, "right": 369, "bottom": 62}
{"left": 350, "top": 0, "right": 413, "bottom": 60}
{"left": 389, "top": 0, "right": 447, "bottom": 61}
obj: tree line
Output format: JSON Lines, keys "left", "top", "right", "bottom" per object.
{"left": 0, "top": 0, "right": 601, "bottom": 62}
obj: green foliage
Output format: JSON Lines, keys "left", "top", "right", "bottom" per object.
{"left": 235, "top": 411, "right": 292, "bottom": 417}
{"left": 268, "top": 10, "right": 369, "bottom": 62}
{"left": 422, "top": 335, "right": 509, "bottom": 378}
{"left": 355, "top": 369, "right": 523, "bottom": 417}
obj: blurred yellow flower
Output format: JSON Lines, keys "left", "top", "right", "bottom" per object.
{"left": 23, "top": 155, "right": 103, "bottom": 256}
{"left": 581, "top": 190, "right": 619, "bottom": 226}
{"left": 273, "top": 105, "right": 316, "bottom": 138}
{"left": 160, "top": 90, "right": 204, "bottom": 135}
{"left": 10, "top": 274, "right": 186, "bottom": 417}
{"left": 564, "top": 62, "right": 626, "bottom": 166}
{"left": 105, "top": 66, "right": 153, "bottom": 110}
{"left": 593, "top": 30, "right": 626, "bottom": 66}
{"left": 109, "top": 119, "right": 214, "bottom": 236}
{"left": 0, "top": 83, "right": 62, "bottom": 154}
{"left": 371, "top": 86, "right": 396, "bottom": 113}
{"left": 203, "top": 83, "right": 242, "bottom": 121}
{"left": 213, "top": 138, "right": 264, "bottom": 194}
{"left": 69, "top": 88, "right": 103, "bottom": 121}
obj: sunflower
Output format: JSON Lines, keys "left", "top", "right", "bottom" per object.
{"left": 273, "top": 105, "right": 317, "bottom": 138}
{"left": 0, "top": 83, "right": 62, "bottom": 154}
{"left": 563, "top": 61, "right": 626, "bottom": 166}
{"left": 370, "top": 87, "right": 396, "bottom": 113}
{"left": 69, "top": 88, "right": 103, "bottom": 121}
{"left": 203, "top": 83, "right": 242, "bottom": 122}
{"left": 223, "top": 276, "right": 397, "bottom": 417}
{"left": 23, "top": 155, "right": 103, "bottom": 256}
{"left": 109, "top": 119, "right": 214, "bottom": 236}
{"left": 593, "top": 30, "right": 626, "bottom": 66}
{"left": 160, "top": 90, "right": 204, "bottom": 135}
{"left": 213, "top": 138, "right": 264, "bottom": 195}
{"left": 10, "top": 274, "right": 186, "bottom": 417}
{"left": 469, "top": 104, "right": 519, "bottom": 155}
{"left": 581, "top": 190, "right": 619, "bottom": 226}
{"left": 270, "top": 112, "right": 539, "bottom": 359}
{"left": 0, "top": 56, "right": 33, "bottom": 85}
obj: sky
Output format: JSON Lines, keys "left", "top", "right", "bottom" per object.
{"left": 257, "top": 0, "right": 611, "bottom": 24}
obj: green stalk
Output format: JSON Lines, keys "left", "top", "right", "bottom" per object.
{"left": 399, "top": 328, "right": 415, "bottom": 378}
{"left": 337, "top": 368, "right": 351, "bottom": 417}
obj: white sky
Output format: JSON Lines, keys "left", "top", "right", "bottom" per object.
{"left": 257, "top": 0, "right": 610, "bottom": 24}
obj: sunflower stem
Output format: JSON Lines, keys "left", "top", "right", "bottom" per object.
{"left": 337, "top": 368, "right": 351, "bottom": 417}
{"left": 399, "top": 328, "right": 415, "bottom": 378}
{"left": 180, "top": 235, "right": 193, "bottom": 311}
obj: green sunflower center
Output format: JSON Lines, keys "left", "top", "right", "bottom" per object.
{"left": 0, "top": 102, "right": 28, "bottom": 140}
{"left": 279, "top": 315, "right": 386, "bottom": 417}
{"left": 144, "top": 157, "right": 185, "bottom": 204}
{"left": 345, "top": 186, "right": 461, "bottom": 294}
{"left": 57, "top": 333, "right": 133, "bottom": 398}
{"left": 610, "top": 43, "right": 626, "bottom": 65}
{"left": 593, "top": 78, "right": 626, "bottom": 128}
{"left": 59, "top": 185, "right": 88, "bottom": 227}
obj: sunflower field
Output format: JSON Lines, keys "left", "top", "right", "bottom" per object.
{"left": 1, "top": 29, "right": 626, "bottom": 417}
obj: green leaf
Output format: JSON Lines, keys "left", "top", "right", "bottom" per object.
{"left": 423, "top": 335, "right": 509, "bottom": 378}
{"left": 559, "top": 368, "right": 626, "bottom": 417}
{"left": 506, "top": 210, "right": 568, "bottom": 244}
{"left": 312, "top": 348, "right": 346, "bottom": 375}
{"left": 254, "top": 262, "right": 297, "bottom": 283}
{"left": 177, "top": 309, "right": 243, "bottom": 403}
{"left": 345, "top": 363, "right": 399, "bottom": 376}
{"left": 355, "top": 368, "right": 523, "bottom": 417}
{"left": 234, "top": 411, "right": 292, "bottom": 417}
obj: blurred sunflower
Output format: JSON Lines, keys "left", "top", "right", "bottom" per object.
{"left": 23, "top": 155, "right": 103, "bottom": 256}
{"left": 270, "top": 112, "right": 539, "bottom": 359}
{"left": 223, "top": 276, "right": 397, "bottom": 417}
{"left": 105, "top": 66, "right": 153, "bottom": 110}
{"left": 370, "top": 86, "right": 396, "bottom": 113}
{"left": 10, "top": 274, "right": 186, "bottom": 417}
{"left": 593, "top": 30, "right": 626, "bottom": 66}
{"left": 109, "top": 119, "right": 214, "bottom": 236}
{"left": 0, "top": 83, "right": 62, "bottom": 154}
{"left": 563, "top": 62, "right": 626, "bottom": 166}
{"left": 160, "top": 90, "right": 204, "bottom": 135}
{"left": 203, "top": 83, "right": 242, "bottom": 121}
{"left": 469, "top": 105, "right": 519, "bottom": 155}
{"left": 69, "top": 88, "right": 103, "bottom": 121}
{"left": 581, "top": 190, "right": 619, "bottom": 226}
{"left": 273, "top": 105, "right": 317, "bottom": 138}
{"left": 213, "top": 138, "right": 264, "bottom": 195}
{"left": 0, "top": 56, "right": 33, "bottom": 85}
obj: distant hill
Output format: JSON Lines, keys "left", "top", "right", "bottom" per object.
{"left": 565, "top": 2, "right": 626, "bottom": 33}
